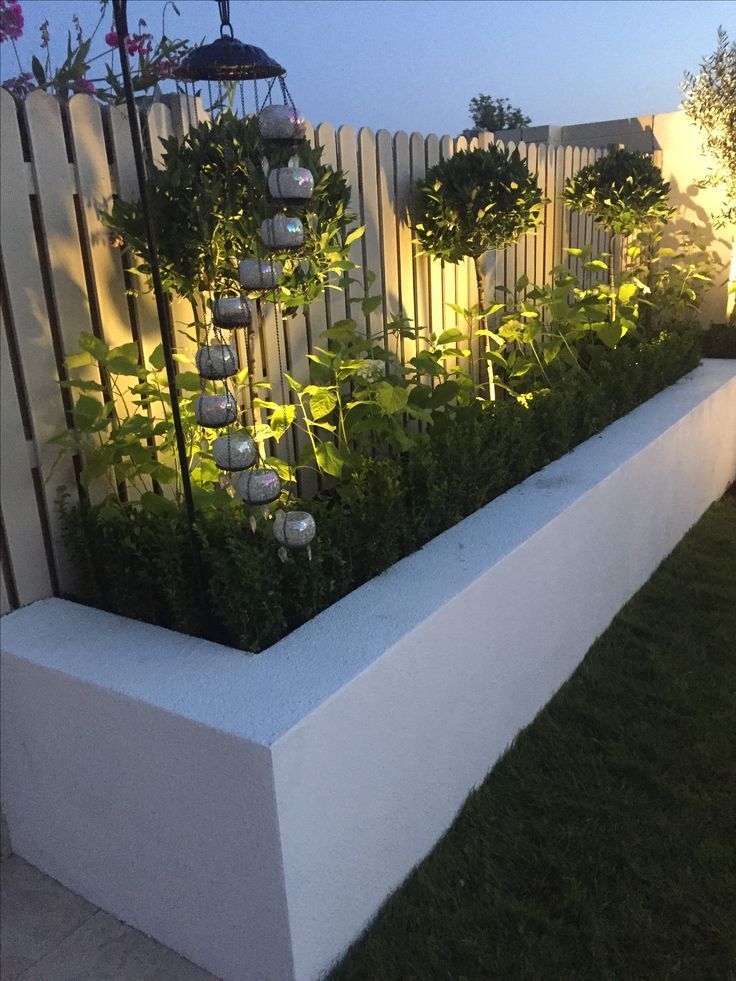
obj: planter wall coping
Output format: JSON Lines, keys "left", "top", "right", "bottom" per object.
{"left": 3, "top": 358, "right": 735, "bottom": 749}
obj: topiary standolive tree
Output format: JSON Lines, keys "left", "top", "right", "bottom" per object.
{"left": 413, "top": 145, "right": 543, "bottom": 394}
{"left": 681, "top": 27, "right": 736, "bottom": 230}
{"left": 562, "top": 147, "right": 673, "bottom": 320}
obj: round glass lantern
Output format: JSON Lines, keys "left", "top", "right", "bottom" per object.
{"left": 196, "top": 344, "right": 238, "bottom": 379}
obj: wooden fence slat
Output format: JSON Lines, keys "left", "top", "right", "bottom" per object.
{"left": 68, "top": 95, "right": 133, "bottom": 354}
{"left": 532, "top": 143, "right": 547, "bottom": 290}
{"left": 502, "top": 141, "right": 518, "bottom": 307}
{"left": 409, "top": 132, "right": 429, "bottom": 343}
{"left": 107, "top": 102, "right": 164, "bottom": 365}
{"left": 357, "top": 127, "right": 383, "bottom": 337}
{"left": 543, "top": 142, "right": 557, "bottom": 286}
{"left": 424, "top": 133, "right": 444, "bottom": 338}
{"left": 0, "top": 561, "right": 11, "bottom": 615}
{"left": 23, "top": 91, "right": 96, "bottom": 358}
{"left": 0, "top": 89, "right": 73, "bottom": 592}
{"left": 376, "top": 129, "right": 401, "bottom": 331}
{"left": 1, "top": 310, "right": 54, "bottom": 605}
{"left": 393, "top": 130, "right": 416, "bottom": 364}
{"left": 438, "top": 136, "right": 458, "bottom": 335}
{"left": 336, "top": 124, "right": 363, "bottom": 311}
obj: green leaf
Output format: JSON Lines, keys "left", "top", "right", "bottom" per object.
{"left": 269, "top": 403, "right": 296, "bottom": 440}
{"left": 64, "top": 351, "right": 96, "bottom": 370}
{"left": 140, "top": 492, "right": 178, "bottom": 516}
{"left": 617, "top": 282, "right": 638, "bottom": 304}
{"left": 149, "top": 344, "right": 166, "bottom": 370}
{"left": 431, "top": 380, "right": 459, "bottom": 406}
{"left": 596, "top": 321, "right": 624, "bottom": 349}
{"left": 322, "top": 319, "right": 357, "bottom": 343}
{"left": 315, "top": 440, "right": 347, "bottom": 477}
{"left": 344, "top": 226, "right": 366, "bottom": 246}
{"left": 175, "top": 371, "right": 202, "bottom": 391}
{"left": 309, "top": 388, "right": 338, "bottom": 420}
{"left": 515, "top": 273, "right": 529, "bottom": 293}
{"left": 264, "top": 456, "right": 296, "bottom": 483}
{"left": 73, "top": 394, "right": 105, "bottom": 432}
{"left": 436, "top": 328, "right": 466, "bottom": 345}
{"left": 31, "top": 56, "right": 46, "bottom": 86}
{"left": 375, "top": 381, "right": 409, "bottom": 415}
{"left": 361, "top": 295, "right": 383, "bottom": 317}
{"left": 78, "top": 332, "right": 108, "bottom": 362}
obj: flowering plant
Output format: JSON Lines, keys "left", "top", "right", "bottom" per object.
{"left": 1, "top": 0, "right": 189, "bottom": 103}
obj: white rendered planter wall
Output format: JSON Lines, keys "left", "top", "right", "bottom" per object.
{"left": 2, "top": 360, "right": 735, "bottom": 981}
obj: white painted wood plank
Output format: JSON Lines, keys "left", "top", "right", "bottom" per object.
{"left": 376, "top": 128, "right": 401, "bottom": 335}
{"left": 409, "top": 132, "right": 429, "bottom": 344}
{"left": 438, "top": 135, "right": 458, "bottom": 336}
{"left": 425, "top": 134, "right": 444, "bottom": 338}
{"left": 23, "top": 91, "right": 96, "bottom": 355}
{"left": 337, "top": 125, "right": 363, "bottom": 313}
{"left": 0, "top": 88, "right": 73, "bottom": 590}
{"left": 393, "top": 130, "right": 416, "bottom": 364}
{"left": 502, "top": 141, "right": 518, "bottom": 308}
{"left": 68, "top": 95, "right": 133, "bottom": 352}
{"left": 0, "top": 562, "right": 11, "bottom": 615}
{"left": 357, "top": 127, "right": 383, "bottom": 338}
{"left": 0, "top": 311, "right": 54, "bottom": 605}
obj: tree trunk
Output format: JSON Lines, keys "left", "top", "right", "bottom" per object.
{"left": 609, "top": 231, "right": 617, "bottom": 323}
{"left": 474, "top": 254, "right": 496, "bottom": 401}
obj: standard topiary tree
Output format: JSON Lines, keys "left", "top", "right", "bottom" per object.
{"left": 413, "top": 144, "right": 543, "bottom": 394}
{"left": 562, "top": 147, "right": 673, "bottom": 320}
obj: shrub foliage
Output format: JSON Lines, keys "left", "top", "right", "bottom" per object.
{"left": 59, "top": 324, "right": 700, "bottom": 652}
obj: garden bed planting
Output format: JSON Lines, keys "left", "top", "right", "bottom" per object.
{"left": 2, "top": 359, "right": 735, "bottom": 981}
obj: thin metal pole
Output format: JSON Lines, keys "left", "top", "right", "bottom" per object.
{"left": 112, "top": 0, "right": 196, "bottom": 526}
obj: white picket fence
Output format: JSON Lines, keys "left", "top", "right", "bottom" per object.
{"left": 0, "top": 87, "right": 608, "bottom": 614}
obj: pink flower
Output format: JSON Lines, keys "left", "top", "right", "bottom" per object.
{"left": 104, "top": 30, "right": 118, "bottom": 47}
{"left": 72, "top": 76, "right": 95, "bottom": 94}
{"left": 126, "top": 32, "right": 152, "bottom": 56}
{"left": 0, "top": 0, "right": 24, "bottom": 43}
{"left": 2, "top": 71, "right": 34, "bottom": 97}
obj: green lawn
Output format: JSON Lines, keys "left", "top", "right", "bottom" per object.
{"left": 330, "top": 494, "right": 736, "bottom": 981}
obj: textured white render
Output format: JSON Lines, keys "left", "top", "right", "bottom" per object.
{"left": 2, "top": 360, "right": 735, "bottom": 981}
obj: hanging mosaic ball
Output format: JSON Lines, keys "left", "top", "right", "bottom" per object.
{"left": 258, "top": 104, "right": 306, "bottom": 144}
{"left": 238, "top": 258, "right": 284, "bottom": 291}
{"left": 212, "top": 430, "right": 257, "bottom": 471}
{"left": 268, "top": 166, "right": 314, "bottom": 205}
{"left": 213, "top": 296, "right": 252, "bottom": 329}
{"left": 273, "top": 509, "right": 316, "bottom": 550}
{"left": 235, "top": 467, "right": 282, "bottom": 504}
{"left": 196, "top": 344, "right": 238, "bottom": 380}
{"left": 194, "top": 393, "right": 238, "bottom": 428}
{"left": 261, "top": 214, "right": 304, "bottom": 250}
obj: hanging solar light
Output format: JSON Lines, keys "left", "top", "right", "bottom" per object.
{"left": 174, "top": 0, "right": 315, "bottom": 555}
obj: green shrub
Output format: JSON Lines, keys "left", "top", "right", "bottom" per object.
{"left": 562, "top": 148, "right": 673, "bottom": 237}
{"left": 59, "top": 324, "right": 700, "bottom": 652}
{"left": 701, "top": 323, "right": 736, "bottom": 358}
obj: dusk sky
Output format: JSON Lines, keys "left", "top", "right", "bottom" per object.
{"left": 6, "top": 0, "right": 735, "bottom": 135}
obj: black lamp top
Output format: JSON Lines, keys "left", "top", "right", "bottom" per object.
{"left": 174, "top": 35, "right": 285, "bottom": 81}
{"left": 174, "top": 0, "right": 285, "bottom": 82}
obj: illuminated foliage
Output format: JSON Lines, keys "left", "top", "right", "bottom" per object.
{"left": 681, "top": 27, "right": 736, "bottom": 228}
{"left": 562, "top": 148, "right": 673, "bottom": 237}
{"left": 413, "top": 145, "right": 543, "bottom": 262}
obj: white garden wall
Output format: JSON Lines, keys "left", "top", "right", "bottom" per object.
{"left": 2, "top": 359, "right": 735, "bottom": 981}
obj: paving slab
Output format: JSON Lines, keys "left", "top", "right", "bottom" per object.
{"left": 0, "top": 857, "right": 219, "bottom": 981}
{"left": 19, "top": 909, "right": 219, "bottom": 980}
{"left": 1, "top": 856, "right": 96, "bottom": 980}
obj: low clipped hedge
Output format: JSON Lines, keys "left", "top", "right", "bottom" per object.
{"left": 701, "top": 324, "right": 736, "bottom": 359}
{"left": 60, "top": 324, "right": 701, "bottom": 652}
